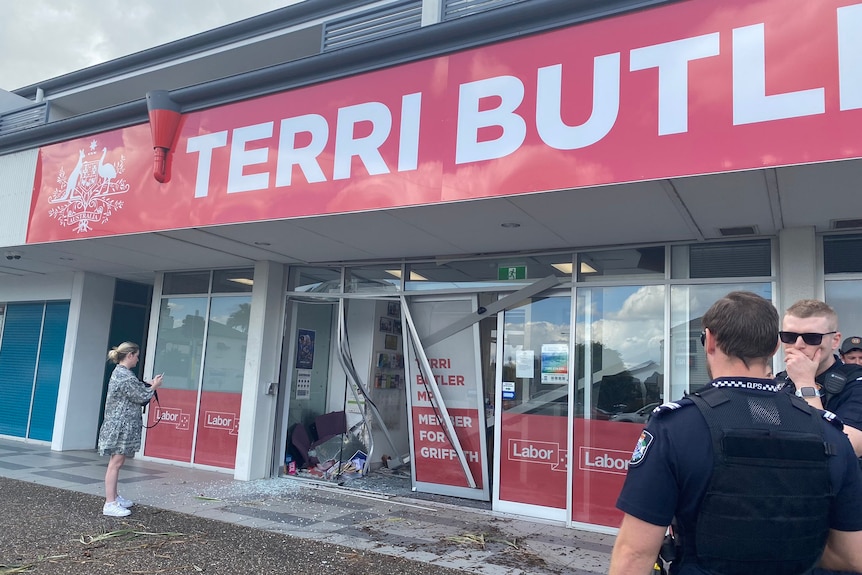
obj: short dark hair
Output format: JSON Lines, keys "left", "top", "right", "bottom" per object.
{"left": 702, "top": 291, "right": 778, "bottom": 367}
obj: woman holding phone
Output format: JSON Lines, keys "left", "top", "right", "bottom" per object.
{"left": 97, "top": 342, "right": 164, "bottom": 517}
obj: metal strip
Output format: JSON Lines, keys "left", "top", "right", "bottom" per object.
{"left": 422, "top": 275, "right": 562, "bottom": 348}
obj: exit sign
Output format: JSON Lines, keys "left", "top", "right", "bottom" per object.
{"left": 498, "top": 266, "right": 527, "bottom": 280}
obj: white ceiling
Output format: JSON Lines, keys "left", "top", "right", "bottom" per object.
{"left": 2, "top": 158, "right": 860, "bottom": 285}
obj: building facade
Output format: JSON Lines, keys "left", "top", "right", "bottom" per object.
{"left": 1, "top": 0, "right": 862, "bottom": 533}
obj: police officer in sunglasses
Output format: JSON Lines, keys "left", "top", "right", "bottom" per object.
{"left": 610, "top": 292, "right": 862, "bottom": 575}
{"left": 777, "top": 299, "right": 862, "bottom": 457}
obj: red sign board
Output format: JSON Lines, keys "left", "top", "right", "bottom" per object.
{"left": 27, "top": 0, "right": 862, "bottom": 242}
{"left": 143, "top": 388, "right": 241, "bottom": 469}
{"left": 571, "top": 419, "right": 643, "bottom": 526}
{"left": 499, "top": 412, "right": 568, "bottom": 509}
{"left": 499, "top": 413, "right": 644, "bottom": 526}
{"left": 144, "top": 388, "right": 196, "bottom": 461}
{"left": 411, "top": 406, "right": 485, "bottom": 486}
{"left": 194, "top": 391, "right": 241, "bottom": 468}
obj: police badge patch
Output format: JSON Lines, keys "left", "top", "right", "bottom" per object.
{"left": 630, "top": 430, "right": 654, "bottom": 466}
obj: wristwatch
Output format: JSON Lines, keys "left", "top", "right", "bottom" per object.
{"left": 795, "top": 387, "right": 823, "bottom": 398}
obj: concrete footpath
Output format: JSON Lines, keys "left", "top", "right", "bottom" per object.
{"left": 0, "top": 438, "right": 614, "bottom": 575}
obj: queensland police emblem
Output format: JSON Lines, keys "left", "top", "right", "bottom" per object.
{"left": 630, "top": 429, "right": 654, "bottom": 466}
{"left": 47, "top": 140, "right": 129, "bottom": 233}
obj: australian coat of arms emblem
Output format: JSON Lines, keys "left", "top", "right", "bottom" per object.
{"left": 48, "top": 140, "right": 130, "bottom": 233}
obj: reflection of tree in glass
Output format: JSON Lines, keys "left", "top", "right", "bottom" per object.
{"left": 159, "top": 305, "right": 175, "bottom": 329}
{"left": 574, "top": 342, "right": 629, "bottom": 416}
{"left": 181, "top": 313, "right": 205, "bottom": 337}
{"left": 226, "top": 303, "right": 250, "bottom": 332}
{"left": 575, "top": 341, "right": 624, "bottom": 380}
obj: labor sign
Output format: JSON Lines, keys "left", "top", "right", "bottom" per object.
{"left": 29, "top": 0, "right": 862, "bottom": 241}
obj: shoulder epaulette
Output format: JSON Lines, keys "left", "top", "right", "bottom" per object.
{"left": 651, "top": 398, "right": 693, "bottom": 418}
{"left": 821, "top": 410, "right": 844, "bottom": 431}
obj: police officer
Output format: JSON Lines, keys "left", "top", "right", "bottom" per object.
{"left": 608, "top": 292, "right": 862, "bottom": 575}
{"left": 777, "top": 300, "right": 862, "bottom": 456}
{"left": 840, "top": 335, "right": 862, "bottom": 366}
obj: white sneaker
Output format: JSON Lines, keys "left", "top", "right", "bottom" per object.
{"left": 116, "top": 494, "right": 134, "bottom": 508}
{"left": 103, "top": 501, "right": 131, "bottom": 517}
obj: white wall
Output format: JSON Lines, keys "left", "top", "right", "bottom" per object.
{"left": 777, "top": 227, "right": 818, "bottom": 369}
{"left": 0, "top": 149, "right": 37, "bottom": 247}
{"left": 52, "top": 272, "right": 115, "bottom": 450}
{"left": 0, "top": 272, "right": 75, "bottom": 301}
{"left": 235, "top": 261, "right": 286, "bottom": 481}
{"left": 778, "top": 226, "right": 818, "bottom": 311}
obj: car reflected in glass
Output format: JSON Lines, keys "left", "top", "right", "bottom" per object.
{"left": 608, "top": 402, "right": 661, "bottom": 424}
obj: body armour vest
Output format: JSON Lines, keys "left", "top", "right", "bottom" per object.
{"left": 683, "top": 386, "right": 834, "bottom": 575}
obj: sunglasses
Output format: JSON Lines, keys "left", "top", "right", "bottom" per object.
{"left": 778, "top": 331, "right": 837, "bottom": 346}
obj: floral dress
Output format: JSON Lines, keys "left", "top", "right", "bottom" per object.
{"left": 97, "top": 365, "right": 155, "bottom": 457}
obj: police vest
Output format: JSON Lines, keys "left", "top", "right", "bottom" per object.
{"left": 683, "top": 386, "right": 835, "bottom": 575}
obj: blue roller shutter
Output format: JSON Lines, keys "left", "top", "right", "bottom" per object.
{"left": 29, "top": 302, "right": 70, "bottom": 441}
{"left": 0, "top": 304, "right": 42, "bottom": 437}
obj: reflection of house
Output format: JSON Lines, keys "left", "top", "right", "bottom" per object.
{"left": 157, "top": 319, "right": 248, "bottom": 393}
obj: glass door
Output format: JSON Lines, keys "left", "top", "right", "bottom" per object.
{"left": 285, "top": 300, "right": 335, "bottom": 432}
{"left": 145, "top": 294, "right": 252, "bottom": 468}
{"left": 495, "top": 294, "right": 571, "bottom": 520}
{"left": 146, "top": 296, "right": 208, "bottom": 462}
{"left": 404, "top": 295, "right": 490, "bottom": 500}
{"left": 572, "top": 285, "right": 664, "bottom": 527}
{"left": 193, "top": 295, "right": 251, "bottom": 467}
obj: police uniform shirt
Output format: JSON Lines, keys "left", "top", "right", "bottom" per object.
{"left": 780, "top": 357, "right": 862, "bottom": 430}
{"left": 820, "top": 359, "right": 862, "bottom": 430}
{"left": 616, "top": 378, "right": 862, "bottom": 573}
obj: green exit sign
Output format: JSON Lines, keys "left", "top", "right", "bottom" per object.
{"left": 498, "top": 266, "right": 527, "bottom": 280}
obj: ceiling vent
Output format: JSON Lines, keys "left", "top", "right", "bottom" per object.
{"left": 719, "top": 226, "right": 758, "bottom": 237}
{"left": 831, "top": 218, "right": 862, "bottom": 230}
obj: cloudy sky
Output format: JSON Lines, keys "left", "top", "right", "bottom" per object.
{"left": 0, "top": 0, "right": 305, "bottom": 91}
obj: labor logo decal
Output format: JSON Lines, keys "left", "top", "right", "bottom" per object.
{"left": 47, "top": 140, "right": 130, "bottom": 233}
{"left": 630, "top": 429, "right": 654, "bottom": 466}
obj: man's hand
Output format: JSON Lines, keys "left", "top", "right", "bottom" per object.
{"left": 784, "top": 347, "right": 821, "bottom": 389}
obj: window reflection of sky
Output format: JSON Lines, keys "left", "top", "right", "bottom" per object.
{"left": 577, "top": 285, "right": 665, "bottom": 370}
{"left": 672, "top": 283, "right": 771, "bottom": 327}
{"left": 505, "top": 299, "right": 571, "bottom": 345}
{"left": 164, "top": 299, "right": 206, "bottom": 328}
{"left": 209, "top": 296, "right": 251, "bottom": 330}
{"left": 576, "top": 283, "right": 773, "bottom": 371}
